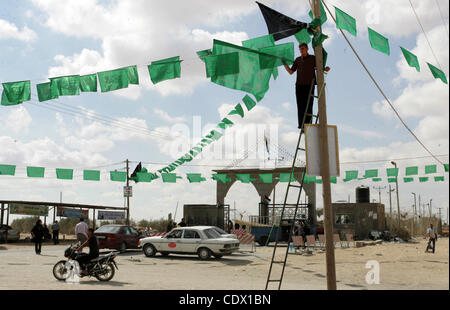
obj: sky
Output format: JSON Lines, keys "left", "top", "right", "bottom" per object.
{"left": 0, "top": 0, "right": 449, "bottom": 224}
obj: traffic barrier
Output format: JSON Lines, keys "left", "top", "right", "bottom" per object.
{"left": 237, "top": 233, "right": 256, "bottom": 253}
{"left": 231, "top": 229, "right": 246, "bottom": 236}
{"left": 151, "top": 232, "right": 167, "bottom": 237}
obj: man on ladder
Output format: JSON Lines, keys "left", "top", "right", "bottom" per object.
{"left": 284, "top": 43, "right": 330, "bottom": 129}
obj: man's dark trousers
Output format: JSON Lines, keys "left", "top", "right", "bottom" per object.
{"left": 53, "top": 230, "right": 59, "bottom": 245}
{"left": 296, "top": 84, "right": 315, "bottom": 129}
{"left": 427, "top": 237, "right": 436, "bottom": 253}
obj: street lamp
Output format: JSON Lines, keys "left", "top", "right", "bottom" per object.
{"left": 391, "top": 162, "right": 401, "bottom": 229}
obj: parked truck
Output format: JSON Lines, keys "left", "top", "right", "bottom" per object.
{"left": 251, "top": 219, "right": 313, "bottom": 246}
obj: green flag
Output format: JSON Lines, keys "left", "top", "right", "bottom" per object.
{"left": 258, "top": 43, "right": 295, "bottom": 70}
{"left": 279, "top": 173, "right": 296, "bottom": 183}
{"left": 368, "top": 27, "right": 390, "bottom": 55}
{"left": 259, "top": 174, "right": 273, "bottom": 184}
{"left": 419, "top": 177, "right": 429, "bottom": 183}
{"left": 387, "top": 168, "right": 399, "bottom": 177}
{"left": 427, "top": 63, "right": 448, "bottom": 84}
{"left": 148, "top": 56, "right": 182, "bottom": 85}
{"left": 0, "top": 165, "right": 16, "bottom": 176}
{"left": 345, "top": 171, "right": 359, "bottom": 180}
{"left": 406, "top": 166, "right": 419, "bottom": 176}
{"left": 445, "top": 164, "right": 449, "bottom": 173}
{"left": 218, "top": 118, "right": 234, "bottom": 130}
{"left": 400, "top": 47, "right": 420, "bottom": 72}
{"left": 364, "top": 169, "right": 378, "bottom": 178}
{"left": 388, "top": 177, "right": 398, "bottom": 183}
{"left": 335, "top": 6, "right": 357, "bottom": 36}
{"left": 228, "top": 104, "right": 245, "bottom": 118}
{"left": 236, "top": 174, "right": 256, "bottom": 183}
{"left": 425, "top": 165, "right": 437, "bottom": 174}
{"left": 162, "top": 173, "right": 181, "bottom": 183}
{"left": 1, "top": 81, "right": 31, "bottom": 106}
{"left": 36, "top": 82, "right": 59, "bottom": 102}
{"left": 204, "top": 52, "right": 240, "bottom": 78}
{"left": 434, "top": 176, "right": 445, "bottom": 182}
{"left": 27, "top": 166, "right": 45, "bottom": 178}
{"left": 294, "top": 29, "right": 311, "bottom": 44}
{"left": 330, "top": 177, "right": 337, "bottom": 184}
{"left": 187, "top": 174, "right": 207, "bottom": 183}
{"left": 136, "top": 172, "right": 158, "bottom": 183}
{"left": 50, "top": 75, "right": 80, "bottom": 96}
{"left": 212, "top": 174, "right": 232, "bottom": 184}
{"left": 242, "top": 34, "right": 279, "bottom": 80}
{"left": 312, "top": 31, "right": 328, "bottom": 49}
{"left": 197, "top": 49, "right": 213, "bottom": 62}
{"left": 372, "top": 178, "right": 382, "bottom": 182}
{"left": 126, "top": 66, "right": 139, "bottom": 85}
{"left": 83, "top": 170, "right": 100, "bottom": 181}
{"left": 110, "top": 171, "right": 127, "bottom": 182}
{"left": 80, "top": 74, "right": 98, "bottom": 92}
{"left": 56, "top": 169, "right": 73, "bottom": 180}
{"left": 309, "top": 2, "right": 327, "bottom": 25}
{"left": 404, "top": 177, "right": 414, "bottom": 183}
{"left": 98, "top": 68, "right": 129, "bottom": 92}
{"left": 243, "top": 95, "right": 256, "bottom": 111}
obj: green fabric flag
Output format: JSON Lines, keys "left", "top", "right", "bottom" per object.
{"left": 80, "top": 74, "right": 98, "bottom": 92}
{"left": 419, "top": 177, "right": 429, "bottom": 183}
{"left": 330, "top": 177, "right": 337, "bottom": 184}
{"left": 236, "top": 174, "right": 256, "bottom": 184}
{"left": 110, "top": 171, "right": 127, "bottom": 182}
{"left": 388, "top": 177, "right": 398, "bottom": 183}
{"left": 427, "top": 63, "right": 448, "bottom": 84}
{"left": 387, "top": 168, "right": 399, "bottom": 177}
{"left": 228, "top": 104, "right": 245, "bottom": 118}
{"left": 56, "top": 169, "right": 73, "bottom": 180}
{"left": 368, "top": 28, "right": 390, "bottom": 55}
{"left": 425, "top": 165, "right": 437, "bottom": 174}
{"left": 218, "top": 118, "right": 234, "bottom": 130}
{"left": 0, "top": 165, "right": 16, "bottom": 176}
{"left": 315, "top": 179, "right": 323, "bottom": 184}
{"left": 83, "top": 170, "right": 100, "bottom": 181}
{"left": 204, "top": 52, "right": 240, "bottom": 78}
{"left": 126, "top": 66, "right": 139, "bottom": 85}
{"left": 309, "top": 2, "right": 327, "bottom": 25}
{"left": 345, "top": 171, "right": 359, "bottom": 180}
{"left": 312, "top": 32, "right": 328, "bottom": 49}
{"left": 187, "top": 174, "right": 207, "bottom": 183}
{"left": 1, "top": 81, "right": 31, "bottom": 106}
{"left": 197, "top": 49, "right": 213, "bottom": 62}
{"left": 50, "top": 75, "right": 81, "bottom": 96}
{"left": 303, "top": 175, "right": 317, "bottom": 184}
{"left": 36, "top": 82, "right": 59, "bottom": 102}
{"left": 212, "top": 174, "right": 232, "bottom": 184}
{"left": 259, "top": 174, "right": 273, "bottom": 184}
{"left": 242, "top": 34, "right": 279, "bottom": 80}
{"left": 210, "top": 39, "right": 272, "bottom": 102}
{"left": 206, "top": 130, "right": 223, "bottom": 141}
{"left": 445, "top": 164, "right": 449, "bottom": 172}
{"left": 258, "top": 43, "right": 295, "bottom": 70}
{"left": 434, "top": 176, "right": 445, "bottom": 182}
{"left": 335, "top": 6, "right": 357, "bottom": 36}
{"left": 406, "top": 166, "right": 419, "bottom": 176}
{"left": 400, "top": 47, "right": 420, "bottom": 72}
{"left": 243, "top": 95, "right": 256, "bottom": 111}
{"left": 162, "top": 173, "right": 182, "bottom": 183}
{"left": 404, "top": 177, "right": 414, "bottom": 183}
{"left": 294, "top": 29, "right": 311, "bottom": 44}
{"left": 279, "top": 173, "right": 296, "bottom": 183}
{"left": 372, "top": 178, "right": 382, "bottom": 182}
{"left": 98, "top": 68, "right": 129, "bottom": 92}
{"left": 136, "top": 172, "right": 158, "bottom": 183}
{"left": 364, "top": 169, "right": 378, "bottom": 178}
{"left": 148, "top": 56, "right": 182, "bottom": 85}
{"left": 27, "top": 166, "right": 45, "bottom": 178}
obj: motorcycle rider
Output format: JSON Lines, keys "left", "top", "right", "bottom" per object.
{"left": 75, "top": 228, "right": 99, "bottom": 276}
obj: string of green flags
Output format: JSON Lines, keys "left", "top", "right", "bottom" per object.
{"left": 1, "top": 163, "right": 448, "bottom": 184}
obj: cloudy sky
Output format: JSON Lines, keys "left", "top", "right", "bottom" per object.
{"left": 0, "top": 0, "right": 448, "bottom": 224}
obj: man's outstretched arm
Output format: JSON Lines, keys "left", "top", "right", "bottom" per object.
{"left": 284, "top": 64, "right": 295, "bottom": 75}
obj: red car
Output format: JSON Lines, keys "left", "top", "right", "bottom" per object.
{"left": 94, "top": 225, "right": 144, "bottom": 252}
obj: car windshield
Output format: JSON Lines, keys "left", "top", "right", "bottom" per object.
{"left": 213, "top": 227, "right": 227, "bottom": 235}
{"left": 95, "top": 226, "right": 121, "bottom": 233}
{"left": 204, "top": 228, "right": 221, "bottom": 239}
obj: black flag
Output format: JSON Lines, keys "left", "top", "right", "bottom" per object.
{"left": 256, "top": 1, "right": 308, "bottom": 41}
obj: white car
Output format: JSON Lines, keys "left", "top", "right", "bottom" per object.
{"left": 211, "top": 226, "right": 238, "bottom": 239}
{"left": 138, "top": 226, "right": 240, "bottom": 260}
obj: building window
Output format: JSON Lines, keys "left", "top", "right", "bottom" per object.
{"left": 335, "top": 214, "right": 353, "bottom": 225}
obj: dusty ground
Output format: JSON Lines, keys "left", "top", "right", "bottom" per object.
{"left": 0, "top": 237, "right": 448, "bottom": 290}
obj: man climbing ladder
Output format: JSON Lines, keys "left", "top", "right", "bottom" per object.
{"left": 284, "top": 43, "right": 330, "bottom": 129}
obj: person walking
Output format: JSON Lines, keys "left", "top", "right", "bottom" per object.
{"left": 75, "top": 218, "right": 88, "bottom": 246}
{"left": 284, "top": 43, "right": 330, "bottom": 129}
{"left": 52, "top": 220, "right": 60, "bottom": 245}
{"left": 31, "top": 219, "right": 44, "bottom": 255}
{"left": 425, "top": 223, "right": 438, "bottom": 253}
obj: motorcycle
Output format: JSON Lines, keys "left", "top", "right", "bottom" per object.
{"left": 52, "top": 243, "right": 119, "bottom": 282}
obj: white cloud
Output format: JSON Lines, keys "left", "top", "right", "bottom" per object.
{"left": 0, "top": 106, "right": 32, "bottom": 134}
{"left": 154, "top": 108, "right": 186, "bottom": 124}
{"left": 0, "top": 18, "right": 37, "bottom": 42}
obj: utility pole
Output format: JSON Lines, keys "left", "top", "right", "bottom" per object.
{"left": 388, "top": 185, "right": 394, "bottom": 231}
{"left": 126, "top": 159, "right": 130, "bottom": 226}
{"left": 429, "top": 199, "right": 433, "bottom": 219}
{"left": 418, "top": 195, "right": 422, "bottom": 218}
{"left": 412, "top": 193, "right": 417, "bottom": 236}
{"left": 373, "top": 186, "right": 386, "bottom": 203}
{"left": 391, "top": 162, "right": 401, "bottom": 229}
{"left": 313, "top": 0, "right": 336, "bottom": 291}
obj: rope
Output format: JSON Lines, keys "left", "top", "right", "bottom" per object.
{"left": 322, "top": 0, "right": 445, "bottom": 166}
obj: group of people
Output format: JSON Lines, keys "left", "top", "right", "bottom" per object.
{"left": 166, "top": 218, "right": 187, "bottom": 232}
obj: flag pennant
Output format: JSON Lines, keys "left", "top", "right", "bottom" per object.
{"left": 400, "top": 47, "right": 420, "bottom": 72}
{"left": 335, "top": 6, "right": 357, "bottom": 36}
{"left": 1, "top": 81, "right": 31, "bottom": 106}
{"left": 427, "top": 63, "right": 448, "bottom": 84}
{"left": 368, "top": 28, "right": 390, "bottom": 55}
{"left": 148, "top": 56, "right": 182, "bottom": 85}
{"left": 36, "top": 82, "right": 59, "bottom": 102}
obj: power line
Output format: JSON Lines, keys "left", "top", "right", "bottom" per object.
{"left": 322, "top": 0, "right": 446, "bottom": 166}
{"left": 434, "top": 0, "right": 449, "bottom": 38}
{"left": 408, "top": 0, "right": 444, "bottom": 71}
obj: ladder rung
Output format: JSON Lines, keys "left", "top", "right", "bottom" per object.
{"left": 298, "top": 147, "right": 305, "bottom": 151}
{"left": 272, "top": 261, "right": 285, "bottom": 264}
{"left": 267, "top": 279, "right": 281, "bottom": 282}
{"left": 289, "top": 184, "right": 302, "bottom": 189}
{"left": 307, "top": 114, "right": 318, "bottom": 118}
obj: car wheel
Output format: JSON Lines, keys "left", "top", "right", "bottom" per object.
{"left": 197, "top": 248, "right": 211, "bottom": 260}
{"left": 143, "top": 244, "right": 157, "bottom": 257}
{"left": 213, "top": 254, "right": 223, "bottom": 259}
{"left": 119, "top": 242, "right": 127, "bottom": 253}
{"left": 160, "top": 252, "right": 170, "bottom": 257}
